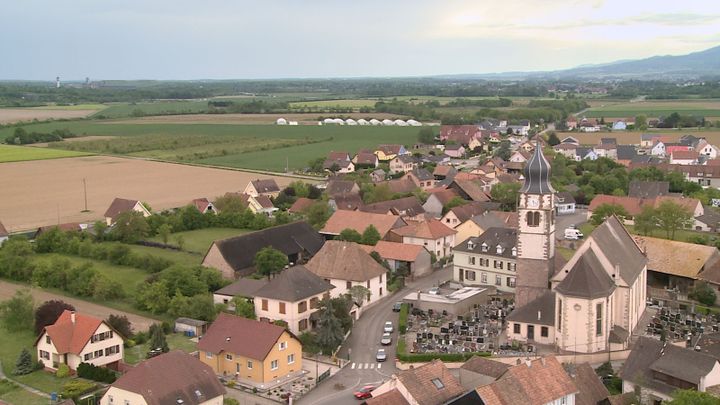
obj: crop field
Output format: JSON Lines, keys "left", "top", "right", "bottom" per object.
{"left": 289, "top": 99, "right": 378, "bottom": 108}
{"left": 106, "top": 112, "right": 408, "bottom": 124}
{"left": 92, "top": 100, "right": 210, "bottom": 118}
{"left": 0, "top": 107, "right": 101, "bottom": 124}
{"left": 561, "top": 130, "right": 720, "bottom": 145}
{"left": 0, "top": 144, "right": 90, "bottom": 162}
{"left": 582, "top": 99, "right": 720, "bottom": 118}
{"left": 0, "top": 155, "right": 294, "bottom": 232}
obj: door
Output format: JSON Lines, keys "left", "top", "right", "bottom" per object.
{"left": 459, "top": 269, "right": 464, "bottom": 282}
{"left": 527, "top": 325, "right": 535, "bottom": 341}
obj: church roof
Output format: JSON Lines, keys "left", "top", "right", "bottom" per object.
{"left": 587, "top": 216, "right": 647, "bottom": 285}
{"left": 555, "top": 249, "right": 616, "bottom": 299}
{"left": 520, "top": 140, "right": 554, "bottom": 194}
{"left": 507, "top": 291, "right": 556, "bottom": 326}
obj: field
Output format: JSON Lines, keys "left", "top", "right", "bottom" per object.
{"left": 106, "top": 112, "right": 407, "bottom": 124}
{"left": 124, "top": 333, "right": 198, "bottom": 364}
{"left": 93, "top": 100, "right": 210, "bottom": 118}
{"left": 0, "top": 155, "right": 294, "bottom": 232}
{"left": 0, "top": 107, "right": 103, "bottom": 124}
{"left": 0, "top": 144, "right": 90, "bottom": 163}
{"left": 582, "top": 99, "right": 720, "bottom": 119}
{"left": 562, "top": 130, "right": 720, "bottom": 145}
{"left": 148, "top": 227, "right": 250, "bottom": 254}
{"left": 33, "top": 253, "right": 149, "bottom": 294}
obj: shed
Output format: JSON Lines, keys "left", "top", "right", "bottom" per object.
{"left": 174, "top": 317, "right": 208, "bottom": 337}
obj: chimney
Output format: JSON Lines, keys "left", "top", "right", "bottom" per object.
{"left": 614, "top": 263, "right": 620, "bottom": 279}
{"left": 525, "top": 358, "right": 532, "bottom": 368}
{"left": 70, "top": 311, "right": 76, "bottom": 324}
{"left": 537, "top": 311, "right": 542, "bottom": 321}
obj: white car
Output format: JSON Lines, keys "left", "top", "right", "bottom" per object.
{"left": 429, "top": 287, "right": 440, "bottom": 295}
{"left": 381, "top": 333, "right": 392, "bottom": 345}
{"left": 376, "top": 348, "right": 387, "bottom": 362}
{"left": 383, "top": 321, "right": 394, "bottom": 333}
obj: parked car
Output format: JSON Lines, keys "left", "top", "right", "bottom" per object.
{"left": 384, "top": 321, "right": 394, "bottom": 333}
{"left": 564, "top": 228, "right": 584, "bottom": 240}
{"left": 354, "top": 385, "right": 376, "bottom": 400}
{"left": 381, "top": 333, "right": 392, "bottom": 345}
{"left": 392, "top": 302, "right": 403, "bottom": 312}
{"left": 429, "top": 287, "right": 440, "bottom": 295}
{"left": 376, "top": 348, "right": 387, "bottom": 362}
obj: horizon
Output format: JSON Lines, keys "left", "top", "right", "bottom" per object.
{"left": 2, "top": 0, "right": 720, "bottom": 81}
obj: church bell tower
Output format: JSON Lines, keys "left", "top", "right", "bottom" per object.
{"left": 515, "top": 140, "right": 556, "bottom": 308}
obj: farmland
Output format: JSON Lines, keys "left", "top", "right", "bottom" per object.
{"left": 582, "top": 99, "right": 720, "bottom": 119}
{"left": 93, "top": 100, "right": 210, "bottom": 118}
{"left": 0, "top": 106, "right": 104, "bottom": 124}
{"left": 0, "top": 144, "right": 90, "bottom": 163}
{"left": 0, "top": 156, "right": 295, "bottom": 232}
{"left": 563, "top": 130, "right": 720, "bottom": 145}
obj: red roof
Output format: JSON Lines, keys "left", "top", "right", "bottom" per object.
{"left": 192, "top": 198, "right": 211, "bottom": 213}
{"left": 430, "top": 189, "right": 460, "bottom": 206}
{"left": 671, "top": 150, "right": 698, "bottom": 160}
{"left": 197, "top": 313, "right": 289, "bottom": 361}
{"left": 588, "top": 195, "right": 644, "bottom": 216}
{"left": 0, "top": 221, "right": 7, "bottom": 237}
{"left": 391, "top": 219, "right": 456, "bottom": 240}
{"left": 288, "top": 197, "right": 315, "bottom": 213}
{"left": 359, "top": 241, "right": 427, "bottom": 262}
{"left": 39, "top": 310, "right": 103, "bottom": 355}
{"left": 439, "top": 125, "right": 481, "bottom": 143}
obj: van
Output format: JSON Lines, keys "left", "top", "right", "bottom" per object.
{"left": 564, "top": 228, "right": 584, "bottom": 240}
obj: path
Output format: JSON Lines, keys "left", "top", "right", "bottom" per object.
{"left": 0, "top": 281, "right": 158, "bottom": 331}
{"left": 0, "top": 361, "right": 50, "bottom": 398}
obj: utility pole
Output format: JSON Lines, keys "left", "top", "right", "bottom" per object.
{"left": 83, "top": 178, "right": 88, "bottom": 212}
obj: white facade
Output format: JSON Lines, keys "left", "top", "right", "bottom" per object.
{"left": 400, "top": 234, "right": 455, "bottom": 259}
{"left": 453, "top": 248, "right": 517, "bottom": 292}
{"left": 253, "top": 293, "right": 326, "bottom": 335}
{"left": 325, "top": 274, "right": 387, "bottom": 309}
{"left": 37, "top": 322, "right": 124, "bottom": 371}
{"left": 650, "top": 141, "right": 666, "bottom": 157}
{"left": 101, "top": 387, "right": 223, "bottom": 405}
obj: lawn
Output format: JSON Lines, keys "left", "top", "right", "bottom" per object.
{"left": 106, "top": 242, "right": 203, "bottom": 266}
{"left": 33, "top": 104, "right": 107, "bottom": 111}
{"left": 0, "top": 380, "right": 48, "bottom": 405}
{"left": 32, "top": 253, "right": 148, "bottom": 294}
{"left": 0, "top": 144, "right": 89, "bottom": 163}
{"left": 148, "top": 228, "right": 250, "bottom": 254}
{"left": 124, "top": 333, "right": 198, "bottom": 365}
{"left": 289, "top": 99, "right": 377, "bottom": 109}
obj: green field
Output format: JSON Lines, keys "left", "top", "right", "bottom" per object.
{"left": 289, "top": 99, "right": 377, "bottom": 108}
{"left": 0, "top": 381, "right": 48, "bottom": 405}
{"left": 124, "top": 333, "right": 198, "bottom": 364}
{"left": 0, "top": 122, "right": 419, "bottom": 172}
{"left": 0, "top": 144, "right": 90, "bottom": 163}
{"left": 583, "top": 100, "right": 720, "bottom": 118}
{"left": 93, "top": 100, "right": 210, "bottom": 118}
{"left": 117, "top": 243, "right": 203, "bottom": 265}
{"left": 148, "top": 227, "right": 250, "bottom": 254}
{"left": 33, "top": 253, "right": 148, "bottom": 294}
{"left": 33, "top": 104, "right": 107, "bottom": 110}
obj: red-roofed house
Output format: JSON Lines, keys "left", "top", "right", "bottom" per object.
{"left": 360, "top": 241, "right": 432, "bottom": 278}
{"left": 104, "top": 198, "right": 151, "bottom": 226}
{"left": 670, "top": 150, "right": 699, "bottom": 165}
{"left": 35, "top": 310, "right": 124, "bottom": 372}
{"left": 423, "top": 189, "right": 460, "bottom": 218}
{"left": 388, "top": 219, "right": 456, "bottom": 259}
{"left": 192, "top": 198, "right": 217, "bottom": 214}
{"left": 288, "top": 197, "right": 315, "bottom": 214}
{"left": 0, "top": 220, "right": 7, "bottom": 246}
{"left": 198, "top": 313, "right": 302, "bottom": 385}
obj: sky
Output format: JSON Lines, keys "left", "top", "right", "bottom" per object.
{"left": 2, "top": 0, "right": 719, "bottom": 80}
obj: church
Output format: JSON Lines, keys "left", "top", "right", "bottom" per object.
{"left": 506, "top": 142, "right": 648, "bottom": 354}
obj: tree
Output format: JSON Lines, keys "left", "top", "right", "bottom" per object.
{"left": 147, "top": 324, "right": 169, "bottom": 357}
{"left": 655, "top": 200, "right": 692, "bottom": 240}
{"left": 590, "top": 203, "right": 629, "bottom": 225}
{"left": 490, "top": 182, "right": 521, "bottom": 211}
{"left": 442, "top": 196, "right": 467, "bottom": 215}
{"left": 254, "top": 247, "right": 288, "bottom": 280}
{"left": 494, "top": 140, "right": 511, "bottom": 161}
{"left": 106, "top": 314, "right": 133, "bottom": 338}
{"left": 635, "top": 114, "right": 647, "bottom": 130}
{"left": 157, "top": 223, "right": 172, "bottom": 245}
{"left": 0, "top": 289, "right": 34, "bottom": 332}
{"left": 111, "top": 211, "right": 150, "bottom": 243}
{"left": 34, "top": 300, "right": 75, "bottom": 335}
{"left": 213, "top": 194, "right": 247, "bottom": 214}
{"left": 13, "top": 348, "right": 35, "bottom": 375}
{"left": 546, "top": 131, "right": 560, "bottom": 146}
{"left": 316, "top": 299, "right": 345, "bottom": 354}
{"left": 336, "top": 228, "right": 362, "bottom": 243}
{"left": 349, "top": 285, "right": 371, "bottom": 307}
{"left": 360, "top": 225, "right": 381, "bottom": 246}
{"left": 362, "top": 183, "right": 394, "bottom": 204}
{"left": 175, "top": 235, "right": 186, "bottom": 251}
{"left": 417, "top": 127, "right": 435, "bottom": 144}
{"left": 665, "top": 389, "right": 720, "bottom": 404}
{"left": 689, "top": 281, "right": 717, "bottom": 306}
{"left": 92, "top": 220, "right": 108, "bottom": 242}
{"left": 634, "top": 205, "right": 657, "bottom": 236}
{"left": 306, "top": 202, "right": 331, "bottom": 229}
{"left": 231, "top": 297, "right": 256, "bottom": 319}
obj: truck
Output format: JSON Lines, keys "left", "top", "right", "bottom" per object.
{"left": 564, "top": 228, "right": 584, "bottom": 240}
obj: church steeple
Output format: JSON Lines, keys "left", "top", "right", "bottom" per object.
{"left": 520, "top": 140, "right": 554, "bottom": 194}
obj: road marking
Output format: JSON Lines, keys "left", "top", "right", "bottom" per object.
{"left": 370, "top": 364, "right": 375, "bottom": 369}
{"left": 378, "top": 363, "right": 381, "bottom": 369}
{"left": 351, "top": 363, "right": 356, "bottom": 369}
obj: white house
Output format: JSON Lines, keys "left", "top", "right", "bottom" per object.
{"left": 35, "top": 310, "right": 124, "bottom": 371}
{"left": 696, "top": 139, "right": 720, "bottom": 159}
{"left": 389, "top": 219, "right": 456, "bottom": 259}
{"left": 555, "top": 192, "right": 576, "bottom": 215}
{"left": 650, "top": 141, "right": 666, "bottom": 157}
{"left": 103, "top": 198, "right": 151, "bottom": 226}
{"left": 453, "top": 228, "right": 518, "bottom": 293}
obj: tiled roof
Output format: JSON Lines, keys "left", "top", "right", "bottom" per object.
{"left": 288, "top": 197, "right": 315, "bottom": 214}
{"left": 377, "top": 144, "right": 403, "bottom": 155}
{"left": 253, "top": 265, "right": 334, "bottom": 302}
{"left": 365, "top": 388, "right": 411, "bottom": 405}
{"left": 433, "top": 165, "right": 455, "bottom": 177}
{"left": 588, "top": 195, "right": 644, "bottom": 216}
{"left": 198, "top": 313, "right": 289, "bottom": 360}
{"left": 570, "top": 363, "right": 610, "bottom": 405}
{"left": 306, "top": 241, "right": 386, "bottom": 282}
{"left": 251, "top": 179, "right": 280, "bottom": 193}
{"left": 450, "top": 180, "right": 490, "bottom": 202}
{"left": 103, "top": 198, "right": 142, "bottom": 221}
{"left": 634, "top": 236, "right": 719, "bottom": 279}
{"left": 321, "top": 210, "right": 406, "bottom": 237}
{"left": 460, "top": 356, "right": 510, "bottom": 378}
{"left": 326, "top": 180, "right": 359, "bottom": 196}
{"left": 507, "top": 291, "right": 556, "bottom": 326}
{"left": 331, "top": 194, "right": 364, "bottom": 211}
{"left": 628, "top": 181, "right": 669, "bottom": 199}
{"left": 454, "top": 227, "right": 516, "bottom": 259}
{"left": 671, "top": 150, "right": 699, "bottom": 160}
{"left": 555, "top": 249, "right": 616, "bottom": 299}
{"left": 192, "top": 198, "right": 212, "bottom": 213}
{"left": 429, "top": 189, "right": 460, "bottom": 206}
{"left": 355, "top": 152, "right": 378, "bottom": 165}
{"left": 40, "top": 310, "right": 103, "bottom": 355}
{"left": 384, "top": 177, "right": 418, "bottom": 194}
{"left": 327, "top": 151, "right": 350, "bottom": 161}
{"left": 396, "top": 360, "right": 465, "bottom": 405}
{"left": 112, "top": 351, "right": 225, "bottom": 405}
{"left": 448, "top": 202, "right": 495, "bottom": 224}
{"left": 584, "top": 216, "right": 647, "bottom": 285}
{"left": 359, "top": 241, "right": 427, "bottom": 262}
{"left": 391, "top": 219, "right": 456, "bottom": 240}
{"left": 361, "top": 196, "right": 425, "bottom": 217}
{"left": 253, "top": 194, "right": 275, "bottom": 209}
{"left": 214, "top": 278, "right": 268, "bottom": 298}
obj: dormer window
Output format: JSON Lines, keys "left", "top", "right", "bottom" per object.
{"left": 511, "top": 247, "right": 517, "bottom": 257}
{"left": 496, "top": 245, "right": 503, "bottom": 255}
{"left": 467, "top": 240, "right": 475, "bottom": 250}
{"left": 481, "top": 243, "right": 488, "bottom": 252}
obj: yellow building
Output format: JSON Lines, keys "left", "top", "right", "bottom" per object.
{"left": 198, "top": 313, "right": 302, "bottom": 385}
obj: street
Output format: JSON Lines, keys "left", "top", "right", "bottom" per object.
{"left": 298, "top": 266, "right": 452, "bottom": 405}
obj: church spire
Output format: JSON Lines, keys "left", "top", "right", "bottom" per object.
{"left": 520, "top": 140, "right": 554, "bottom": 194}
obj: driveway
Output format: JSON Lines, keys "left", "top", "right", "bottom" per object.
{"left": 556, "top": 209, "right": 588, "bottom": 240}
{"left": 0, "top": 280, "right": 158, "bottom": 331}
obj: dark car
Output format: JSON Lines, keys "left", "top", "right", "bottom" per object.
{"left": 392, "top": 302, "right": 403, "bottom": 312}
{"left": 354, "top": 385, "right": 376, "bottom": 400}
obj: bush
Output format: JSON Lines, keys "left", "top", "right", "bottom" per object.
{"left": 690, "top": 281, "right": 717, "bottom": 306}
{"left": 61, "top": 379, "right": 97, "bottom": 401}
{"left": 398, "top": 304, "right": 409, "bottom": 334}
{"left": 77, "top": 362, "right": 117, "bottom": 383}
{"left": 134, "top": 331, "right": 148, "bottom": 345}
{"left": 56, "top": 363, "right": 70, "bottom": 378}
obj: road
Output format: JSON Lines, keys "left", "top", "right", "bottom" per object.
{"left": 556, "top": 209, "right": 588, "bottom": 238}
{"left": 0, "top": 280, "right": 158, "bottom": 331}
{"left": 299, "top": 267, "right": 452, "bottom": 405}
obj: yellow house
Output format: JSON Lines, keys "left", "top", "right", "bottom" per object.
{"left": 198, "top": 313, "right": 303, "bottom": 385}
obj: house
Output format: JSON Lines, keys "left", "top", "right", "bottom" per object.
{"left": 553, "top": 142, "right": 580, "bottom": 160}
{"left": 670, "top": 150, "right": 699, "bottom": 165}
{"left": 370, "top": 168, "right": 386, "bottom": 183}
{"left": 174, "top": 317, "right": 208, "bottom": 337}
{"left": 439, "top": 125, "right": 481, "bottom": 144}
{"left": 444, "top": 144, "right": 466, "bottom": 158}
{"left": 404, "top": 168, "right": 436, "bottom": 191}
{"left": 323, "top": 158, "right": 355, "bottom": 173}
{"left": 432, "top": 165, "right": 457, "bottom": 181}
{"left": 453, "top": 228, "right": 518, "bottom": 292}
{"left": 387, "top": 219, "right": 456, "bottom": 259}
{"left": 423, "top": 189, "right": 460, "bottom": 218}
{"left": 616, "top": 145, "right": 638, "bottom": 166}
{"left": 555, "top": 191, "right": 576, "bottom": 215}
{"left": 35, "top": 223, "right": 85, "bottom": 238}
{"left": 619, "top": 336, "right": 720, "bottom": 403}
{"left": 327, "top": 151, "right": 350, "bottom": 161}
{"left": 103, "top": 198, "right": 151, "bottom": 226}
{"left": 328, "top": 194, "right": 364, "bottom": 211}
{"left": 35, "top": 310, "right": 123, "bottom": 372}
{"left": 382, "top": 177, "right": 419, "bottom": 194}
{"left": 448, "top": 180, "right": 490, "bottom": 202}
{"left": 457, "top": 356, "right": 510, "bottom": 390}
{"left": 202, "top": 222, "right": 325, "bottom": 278}
{"left": 453, "top": 211, "right": 516, "bottom": 247}
{"left": 389, "top": 155, "right": 418, "bottom": 175}
{"left": 288, "top": 197, "right": 315, "bottom": 214}
{"left": 244, "top": 179, "right": 281, "bottom": 198}
{"left": 252, "top": 266, "right": 334, "bottom": 335}
{"left": 360, "top": 196, "right": 425, "bottom": 219}
{"left": 441, "top": 201, "right": 498, "bottom": 228}
{"left": 212, "top": 278, "right": 268, "bottom": 306}
{"left": 359, "top": 241, "right": 432, "bottom": 278}
{"left": 696, "top": 139, "right": 720, "bottom": 159}
{"left": 0, "top": 221, "right": 7, "bottom": 246}
{"left": 509, "top": 149, "right": 531, "bottom": 163}
{"left": 650, "top": 141, "right": 666, "bottom": 157}
{"left": 566, "top": 116, "right": 578, "bottom": 130}
{"left": 192, "top": 198, "right": 217, "bottom": 214}
{"left": 325, "top": 180, "right": 360, "bottom": 197}
{"left": 353, "top": 151, "right": 379, "bottom": 168}
{"left": 628, "top": 181, "right": 670, "bottom": 199}
{"left": 306, "top": 241, "right": 388, "bottom": 309}
{"left": 612, "top": 121, "right": 627, "bottom": 131}
{"left": 100, "top": 351, "right": 225, "bottom": 405}
{"left": 375, "top": 144, "right": 408, "bottom": 161}
{"left": 320, "top": 210, "right": 407, "bottom": 240}
{"left": 240, "top": 194, "right": 278, "bottom": 217}
{"left": 369, "top": 360, "right": 465, "bottom": 405}
{"left": 472, "top": 356, "right": 579, "bottom": 405}
{"left": 198, "top": 313, "right": 302, "bottom": 385}
{"left": 588, "top": 194, "right": 703, "bottom": 223}
{"left": 695, "top": 207, "right": 720, "bottom": 232}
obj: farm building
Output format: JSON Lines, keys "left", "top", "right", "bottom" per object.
{"left": 345, "top": 119, "right": 358, "bottom": 125}
{"left": 104, "top": 198, "right": 151, "bottom": 226}
{"left": 174, "top": 317, "right": 208, "bottom": 337}
{"left": 382, "top": 119, "right": 395, "bottom": 126}
{"left": 394, "top": 119, "right": 408, "bottom": 126}
{"left": 276, "top": 118, "right": 287, "bottom": 125}
{"left": 406, "top": 119, "right": 422, "bottom": 126}
{"left": 357, "top": 118, "right": 369, "bottom": 125}
{"left": 369, "top": 118, "right": 381, "bottom": 125}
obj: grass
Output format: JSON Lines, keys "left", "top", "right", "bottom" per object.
{"left": 556, "top": 247, "right": 575, "bottom": 261}
{"left": 0, "top": 144, "right": 90, "bottom": 163}
{"left": 578, "top": 222, "right": 712, "bottom": 245}
{"left": 583, "top": 99, "right": 720, "bottom": 118}
{"left": 289, "top": 99, "right": 377, "bottom": 108}
{"left": 0, "top": 380, "right": 48, "bottom": 405}
{"left": 32, "top": 253, "right": 148, "bottom": 294}
{"left": 105, "top": 242, "right": 203, "bottom": 265}
{"left": 148, "top": 228, "right": 250, "bottom": 254}
{"left": 31, "top": 104, "right": 107, "bottom": 111}
{"left": 92, "top": 100, "right": 209, "bottom": 118}
{"left": 124, "top": 333, "right": 198, "bottom": 365}
{"left": 583, "top": 108, "right": 720, "bottom": 118}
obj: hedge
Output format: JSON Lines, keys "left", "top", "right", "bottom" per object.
{"left": 398, "top": 303, "right": 409, "bottom": 334}
{"left": 77, "top": 362, "right": 117, "bottom": 383}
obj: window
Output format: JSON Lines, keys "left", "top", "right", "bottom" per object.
{"left": 279, "top": 341, "right": 287, "bottom": 350}
{"left": 541, "top": 326, "right": 549, "bottom": 337}
{"left": 346, "top": 281, "right": 352, "bottom": 289}
{"left": 481, "top": 273, "right": 487, "bottom": 283}
{"left": 380, "top": 287, "right": 383, "bottom": 296}
{"left": 39, "top": 350, "right": 49, "bottom": 360}
{"left": 513, "top": 323, "right": 521, "bottom": 334}
{"left": 367, "top": 280, "right": 370, "bottom": 288}
{"left": 298, "top": 301, "right": 307, "bottom": 313}
{"left": 299, "top": 319, "right": 308, "bottom": 331}
{"left": 509, "top": 262, "right": 516, "bottom": 271}
{"left": 496, "top": 245, "right": 503, "bottom": 255}
{"left": 94, "top": 350, "right": 103, "bottom": 358}
{"left": 495, "top": 275, "right": 501, "bottom": 286}
{"left": 288, "top": 354, "right": 295, "bottom": 364}
{"left": 206, "top": 352, "right": 213, "bottom": 358}
{"left": 310, "top": 297, "right": 319, "bottom": 309}
{"left": 108, "top": 396, "right": 113, "bottom": 404}
{"left": 261, "top": 299, "right": 268, "bottom": 311}
{"left": 279, "top": 302, "right": 286, "bottom": 314}
{"left": 380, "top": 274, "right": 382, "bottom": 283}
{"left": 247, "top": 360, "right": 253, "bottom": 369}
{"left": 45, "top": 336, "right": 51, "bottom": 344}
{"left": 468, "top": 256, "right": 476, "bottom": 265}
{"left": 226, "top": 354, "right": 233, "bottom": 361}
{"left": 557, "top": 299, "right": 563, "bottom": 332}
{"left": 465, "top": 270, "right": 476, "bottom": 281}
{"left": 84, "top": 353, "right": 91, "bottom": 361}
{"left": 105, "top": 345, "right": 120, "bottom": 356}
{"left": 596, "top": 303, "right": 603, "bottom": 336}
{"left": 271, "top": 360, "right": 279, "bottom": 370}
{"left": 526, "top": 211, "right": 540, "bottom": 227}
{"left": 511, "top": 247, "right": 517, "bottom": 257}
{"left": 431, "top": 378, "right": 445, "bottom": 389}
{"left": 506, "top": 277, "right": 515, "bottom": 287}
{"left": 481, "top": 243, "right": 488, "bottom": 252}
